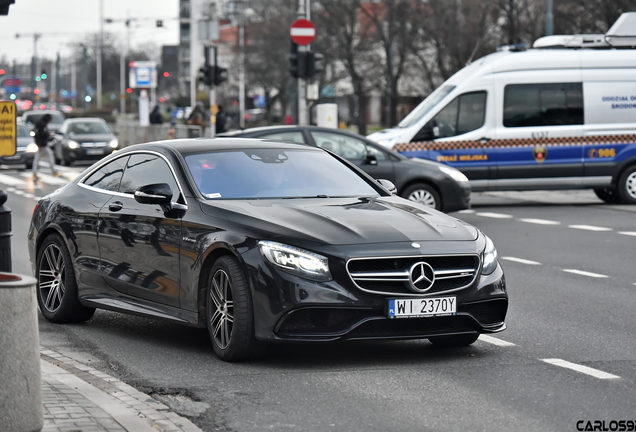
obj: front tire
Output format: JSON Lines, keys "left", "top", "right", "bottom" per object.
{"left": 36, "top": 234, "right": 95, "bottom": 323}
{"left": 206, "top": 256, "right": 266, "bottom": 362}
{"left": 617, "top": 166, "right": 636, "bottom": 204}
{"left": 429, "top": 333, "right": 479, "bottom": 347}
{"left": 401, "top": 183, "right": 442, "bottom": 211}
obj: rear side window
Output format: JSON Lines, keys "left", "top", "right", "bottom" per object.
{"left": 259, "top": 131, "right": 306, "bottom": 144}
{"left": 504, "top": 83, "right": 583, "bottom": 127}
{"left": 83, "top": 156, "right": 129, "bottom": 192}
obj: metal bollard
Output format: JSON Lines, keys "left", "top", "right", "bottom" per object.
{"left": 0, "top": 190, "right": 11, "bottom": 272}
{"left": 0, "top": 273, "right": 43, "bottom": 432}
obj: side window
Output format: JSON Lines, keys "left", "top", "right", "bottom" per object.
{"left": 310, "top": 131, "right": 367, "bottom": 160}
{"left": 504, "top": 83, "right": 583, "bottom": 127}
{"left": 119, "top": 153, "right": 180, "bottom": 199}
{"left": 259, "top": 131, "right": 306, "bottom": 144}
{"left": 82, "top": 156, "right": 129, "bottom": 192}
{"left": 423, "top": 91, "right": 487, "bottom": 139}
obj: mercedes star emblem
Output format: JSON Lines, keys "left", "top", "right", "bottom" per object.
{"left": 408, "top": 261, "right": 435, "bottom": 293}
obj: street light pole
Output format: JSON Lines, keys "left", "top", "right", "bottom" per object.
{"left": 297, "top": 0, "right": 307, "bottom": 126}
{"left": 97, "top": 0, "right": 103, "bottom": 109}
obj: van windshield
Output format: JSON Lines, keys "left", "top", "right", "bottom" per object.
{"left": 397, "top": 85, "right": 456, "bottom": 128}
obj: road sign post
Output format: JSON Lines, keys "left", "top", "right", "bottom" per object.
{"left": 290, "top": 18, "right": 316, "bottom": 126}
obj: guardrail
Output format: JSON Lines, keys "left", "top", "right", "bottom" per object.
{"left": 114, "top": 119, "right": 203, "bottom": 147}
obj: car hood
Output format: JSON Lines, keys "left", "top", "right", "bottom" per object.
{"left": 366, "top": 128, "right": 409, "bottom": 147}
{"left": 200, "top": 196, "right": 477, "bottom": 245}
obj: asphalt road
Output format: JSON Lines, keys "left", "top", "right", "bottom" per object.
{"left": 3, "top": 166, "right": 635, "bottom": 432}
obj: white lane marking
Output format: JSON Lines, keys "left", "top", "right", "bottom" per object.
{"left": 0, "top": 173, "right": 26, "bottom": 186}
{"left": 619, "top": 231, "right": 636, "bottom": 237}
{"left": 568, "top": 224, "right": 612, "bottom": 232}
{"left": 476, "top": 212, "right": 513, "bottom": 219}
{"left": 519, "top": 218, "right": 560, "bottom": 225}
{"left": 34, "top": 196, "right": 42, "bottom": 201}
{"left": 563, "top": 269, "right": 608, "bottom": 278}
{"left": 23, "top": 193, "right": 34, "bottom": 198}
{"left": 457, "top": 209, "right": 475, "bottom": 214}
{"left": 13, "top": 190, "right": 24, "bottom": 195}
{"left": 21, "top": 172, "right": 68, "bottom": 185}
{"left": 541, "top": 358, "right": 620, "bottom": 379}
{"left": 6, "top": 187, "right": 16, "bottom": 192}
{"left": 479, "top": 335, "right": 516, "bottom": 346}
{"left": 502, "top": 256, "right": 541, "bottom": 265}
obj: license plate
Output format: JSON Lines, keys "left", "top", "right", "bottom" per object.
{"left": 86, "top": 149, "right": 104, "bottom": 155}
{"left": 388, "top": 296, "right": 456, "bottom": 319}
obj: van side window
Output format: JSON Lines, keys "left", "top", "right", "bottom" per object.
{"left": 504, "top": 83, "right": 583, "bottom": 127}
{"left": 415, "top": 91, "right": 487, "bottom": 141}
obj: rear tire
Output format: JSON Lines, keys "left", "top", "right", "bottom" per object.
{"left": 206, "top": 256, "right": 266, "bottom": 362}
{"left": 593, "top": 188, "right": 622, "bottom": 204}
{"left": 401, "top": 183, "right": 442, "bottom": 211}
{"left": 36, "top": 234, "right": 95, "bottom": 323}
{"left": 617, "top": 166, "right": 636, "bottom": 204}
{"left": 429, "top": 333, "right": 479, "bottom": 347}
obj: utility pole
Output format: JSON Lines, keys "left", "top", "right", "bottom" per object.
{"left": 83, "top": 46, "right": 89, "bottom": 111}
{"left": 190, "top": 0, "right": 200, "bottom": 109}
{"left": 545, "top": 0, "right": 554, "bottom": 36}
{"left": 97, "top": 0, "right": 103, "bottom": 109}
{"left": 297, "top": 0, "right": 307, "bottom": 126}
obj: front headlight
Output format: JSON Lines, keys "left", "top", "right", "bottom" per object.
{"left": 439, "top": 165, "right": 469, "bottom": 183}
{"left": 259, "top": 241, "right": 332, "bottom": 282}
{"left": 26, "top": 143, "right": 39, "bottom": 153}
{"left": 108, "top": 139, "right": 119, "bottom": 148}
{"left": 68, "top": 140, "right": 79, "bottom": 149}
{"left": 481, "top": 235, "right": 498, "bottom": 275}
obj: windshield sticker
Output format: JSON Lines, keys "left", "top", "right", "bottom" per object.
{"left": 205, "top": 193, "right": 222, "bottom": 198}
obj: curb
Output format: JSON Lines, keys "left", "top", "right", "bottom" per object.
{"left": 40, "top": 349, "right": 203, "bottom": 432}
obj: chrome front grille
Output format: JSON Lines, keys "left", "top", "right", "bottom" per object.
{"left": 347, "top": 255, "right": 480, "bottom": 296}
{"left": 80, "top": 142, "right": 108, "bottom": 148}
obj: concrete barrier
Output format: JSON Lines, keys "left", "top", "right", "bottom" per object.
{"left": 0, "top": 273, "right": 43, "bottom": 432}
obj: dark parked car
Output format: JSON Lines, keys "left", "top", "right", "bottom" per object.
{"left": 52, "top": 118, "right": 119, "bottom": 166}
{"left": 0, "top": 122, "right": 37, "bottom": 168}
{"left": 28, "top": 138, "right": 507, "bottom": 362}
{"left": 22, "top": 109, "right": 66, "bottom": 133}
{"left": 220, "top": 126, "right": 471, "bottom": 212}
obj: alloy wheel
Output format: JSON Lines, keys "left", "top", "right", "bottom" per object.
{"left": 408, "top": 189, "right": 436, "bottom": 208}
{"left": 38, "top": 244, "right": 66, "bottom": 313}
{"left": 210, "top": 269, "right": 234, "bottom": 349}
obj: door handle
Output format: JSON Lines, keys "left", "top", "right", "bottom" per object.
{"left": 108, "top": 201, "right": 123, "bottom": 212}
{"left": 478, "top": 137, "right": 491, "bottom": 143}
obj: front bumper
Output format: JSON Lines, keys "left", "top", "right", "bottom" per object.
{"left": 244, "top": 243, "right": 507, "bottom": 343}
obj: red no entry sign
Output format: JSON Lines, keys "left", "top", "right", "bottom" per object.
{"left": 290, "top": 19, "right": 316, "bottom": 45}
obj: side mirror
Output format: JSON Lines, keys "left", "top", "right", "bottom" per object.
{"left": 377, "top": 179, "right": 397, "bottom": 195}
{"left": 363, "top": 151, "right": 378, "bottom": 166}
{"left": 134, "top": 183, "right": 173, "bottom": 205}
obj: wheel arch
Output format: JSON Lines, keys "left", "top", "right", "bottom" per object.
{"left": 398, "top": 179, "right": 443, "bottom": 208}
{"left": 613, "top": 156, "right": 636, "bottom": 187}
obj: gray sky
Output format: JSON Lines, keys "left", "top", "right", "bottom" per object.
{"left": 0, "top": 0, "right": 180, "bottom": 64}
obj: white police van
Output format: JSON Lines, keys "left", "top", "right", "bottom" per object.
{"left": 367, "top": 12, "right": 636, "bottom": 204}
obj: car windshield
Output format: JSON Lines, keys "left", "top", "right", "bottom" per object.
{"left": 25, "top": 112, "right": 65, "bottom": 125}
{"left": 17, "top": 124, "right": 30, "bottom": 137}
{"left": 185, "top": 149, "right": 380, "bottom": 199}
{"left": 69, "top": 122, "right": 111, "bottom": 135}
{"left": 397, "top": 85, "right": 456, "bottom": 128}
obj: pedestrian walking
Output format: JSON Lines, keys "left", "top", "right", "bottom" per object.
{"left": 32, "top": 114, "right": 61, "bottom": 179}
{"left": 216, "top": 105, "right": 228, "bottom": 134}
{"left": 150, "top": 104, "right": 164, "bottom": 124}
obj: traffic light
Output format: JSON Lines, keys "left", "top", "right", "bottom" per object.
{"left": 289, "top": 42, "right": 306, "bottom": 79}
{"left": 41, "top": 69, "right": 47, "bottom": 79}
{"left": 0, "top": 68, "right": 5, "bottom": 75}
{"left": 306, "top": 52, "right": 324, "bottom": 79}
{"left": 198, "top": 65, "right": 212, "bottom": 86}
{"left": 213, "top": 65, "right": 227, "bottom": 86}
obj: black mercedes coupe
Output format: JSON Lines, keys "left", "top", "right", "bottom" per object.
{"left": 28, "top": 139, "right": 507, "bottom": 362}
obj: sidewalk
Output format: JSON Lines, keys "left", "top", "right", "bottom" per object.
{"left": 40, "top": 349, "right": 203, "bottom": 432}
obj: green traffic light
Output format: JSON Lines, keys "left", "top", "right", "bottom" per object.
{"left": 35, "top": 76, "right": 41, "bottom": 82}
{"left": 41, "top": 73, "right": 47, "bottom": 79}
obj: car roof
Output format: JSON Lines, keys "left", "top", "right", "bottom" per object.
{"left": 63, "top": 117, "right": 107, "bottom": 123}
{"left": 122, "top": 138, "right": 322, "bottom": 155}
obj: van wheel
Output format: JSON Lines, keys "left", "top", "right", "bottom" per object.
{"left": 617, "top": 166, "right": 636, "bottom": 204}
{"left": 593, "top": 188, "right": 623, "bottom": 204}
{"left": 402, "top": 183, "right": 441, "bottom": 211}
